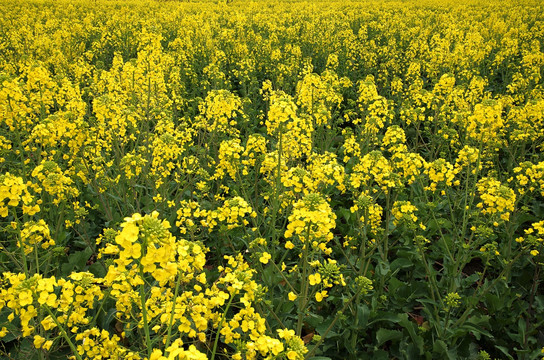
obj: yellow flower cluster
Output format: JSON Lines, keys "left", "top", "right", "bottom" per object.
{"left": 175, "top": 200, "right": 202, "bottom": 234}
{"left": 19, "top": 219, "right": 54, "bottom": 255}
{"left": 454, "top": 145, "right": 481, "bottom": 175}
{"left": 308, "top": 259, "right": 346, "bottom": 302}
{"left": 391, "top": 201, "right": 419, "bottom": 226}
{"left": 296, "top": 66, "right": 351, "bottom": 127}
{"left": 284, "top": 193, "right": 336, "bottom": 254}
{"left": 242, "top": 134, "right": 267, "bottom": 170}
{"left": 476, "top": 177, "right": 516, "bottom": 221}
{"left": 382, "top": 125, "right": 407, "bottom": 152}
{"left": 0, "top": 271, "right": 104, "bottom": 341}
{"left": 281, "top": 152, "right": 345, "bottom": 198}
{"left": 120, "top": 152, "right": 148, "bottom": 180}
{"left": 351, "top": 150, "right": 401, "bottom": 191}
{"left": 150, "top": 119, "right": 191, "bottom": 188}
{"left": 196, "top": 89, "right": 244, "bottom": 136}
{"left": 512, "top": 161, "right": 544, "bottom": 196}
{"left": 355, "top": 77, "right": 393, "bottom": 136}
{"left": 444, "top": 292, "right": 461, "bottom": 310}
{"left": 350, "top": 192, "right": 383, "bottom": 235}
{"left": 32, "top": 160, "right": 79, "bottom": 205}
{"left": 214, "top": 139, "right": 244, "bottom": 181}
{"left": 517, "top": 220, "right": 544, "bottom": 257}
{"left": 0, "top": 173, "right": 40, "bottom": 217}
{"left": 464, "top": 100, "right": 504, "bottom": 150}
{"left": 2, "top": 212, "right": 304, "bottom": 359}
{"left": 203, "top": 197, "right": 256, "bottom": 231}
{"left": 266, "top": 89, "right": 313, "bottom": 161}
{"left": 424, "top": 159, "right": 456, "bottom": 192}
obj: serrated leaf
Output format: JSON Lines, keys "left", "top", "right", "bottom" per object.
{"left": 433, "top": 340, "right": 458, "bottom": 360}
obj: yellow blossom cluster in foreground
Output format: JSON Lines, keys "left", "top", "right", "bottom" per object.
{"left": 0, "top": 0, "right": 543, "bottom": 358}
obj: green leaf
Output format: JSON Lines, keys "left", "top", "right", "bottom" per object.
{"left": 398, "top": 313, "right": 424, "bottom": 354}
{"left": 451, "top": 324, "right": 492, "bottom": 340}
{"left": 432, "top": 340, "right": 457, "bottom": 360}
{"left": 518, "top": 317, "right": 526, "bottom": 343}
{"left": 88, "top": 262, "right": 107, "bottom": 278}
{"left": 433, "top": 340, "right": 448, "bottom": 355}
{"left": 466, "top": 314, "right": 491, "bottom": 326}
{"left": 376, "top": 328, "right": 402, "bottom": 346}
{"left": 370, "top": 311, "right": 403, "bottom": 325}
{"left": 494, "top": 345, "right": 515, "bottom": 360}
{"left": 306, "top": 312, "right": 324, "bottom": 325}
{"left": 388, "top": 277, "right": 404, "bottom": 293}
{"left": 0, "top": 308, "right": 20, "bottom": 342}
{"left": 371, "top": 349, "right": 390, "bottom": 359}
{"left": 376, "top": 261, "right": 390, "bottom": 276}
{"left": 390, "top": 257, "right": 413, "bottom": 272}
{"left": 315, "top": 317, "right": 337, "bottom": 339}
{"left": 61, "top": 247, "right": 93, "bottom": 275}
{"left": 356, "top": 304, "right": 369, "bottom": 330}
{"left": 339, "top": 207, "right": 351, "bottom": 222}
{"left": 484, "top": 293, "right": 503, "bottom": 312}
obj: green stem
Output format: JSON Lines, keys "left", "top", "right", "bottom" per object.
{"left": 211, "top": 292, "right": 235, "bottom": 360}
{"left": 43, "top": 306, "right": 83, "bottom": 360}
{"left": 17, "top": 221, "right": 29, "bottom": 276}
{"left": 34, "top": 243, "right": 40, "bottom": 275}
{"left": 164, "top": 272, "right": 181, "bottom": 350}
{"left": 416, "top": 240, "right": 444, "bottom": 339}
{"left": 139, "top": 265, "right": 152, "bottom": 358}
{"left": 378, "top": 190, "right": 393, "bottom": 296}
{"left": 305, "top": 286, "right": 367, "bottom": 359}
{"left": 451, "top": 252, "right": 523, "bottom": 330}
{"left": 383, "top": 190, "right": 391, "bottom": 262}
{"left": 269, "top": 258, "right": 297, "bottom": 294}
{"left": 296, "top": 222, "right": 312, "bottom": 336}
{"left": 260, "top": 299, "right": 287, "bottom": 330}
{"left": 90, "top": 290, "right": 111, "bottom": 327}
{"left": 270, "top": 124, "right": 284, "bottom": 248}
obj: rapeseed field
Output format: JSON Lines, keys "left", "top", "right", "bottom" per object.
{"left": 0, "top": 0, "right": 543, "bottom": 359}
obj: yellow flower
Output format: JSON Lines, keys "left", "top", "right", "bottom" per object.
{"left": 149, "top": 349, "right": 166, "bottom": 360}
{"left": 41, "top": 316, "right": 56, "bottom": 331}
{"left": 530, "top": 250, "right": 539, "bottom": 256}
{"left": 38, "top": 292, "right": 57, "bottom": 307}
{"left": 315, "top": 290, "right": 327, "bottom": 302}
{"left": 259, "top": 252, "right": 271, "bottom": 264}
{"left": 19, "top": 290, "right": 33, "bottom": 307}
{"left": 308, "top": 273, "right": 321, "bottom": 286}
{"left": 288, "top": 292, "right": 297, "bottom": 301}
{"left": 33, "top": 335, "right": 46, "bottom": 349}
{"left": 287, "top": 350, "right": 298, "bottom": 360}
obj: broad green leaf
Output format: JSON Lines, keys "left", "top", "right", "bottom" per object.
{"left": 376, "top": 328, "right": 402, "bottom": 346}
